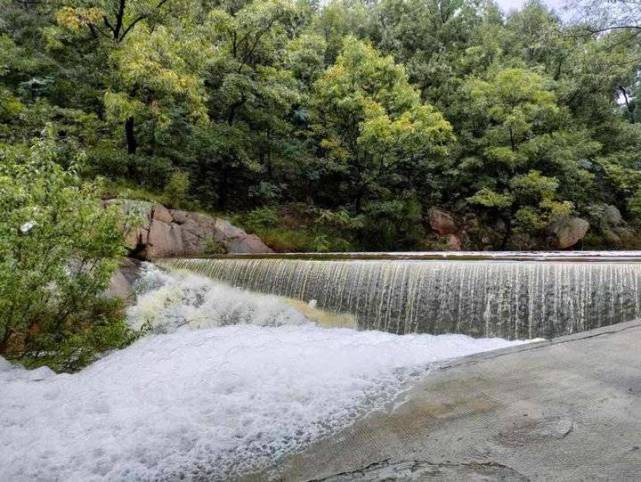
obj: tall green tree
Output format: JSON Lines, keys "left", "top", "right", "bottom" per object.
{"left": 193, "top": 0, "right": 305, "bottom": 208}
{"left": 310, "top": 37, "right": 454, "bottom": 212}
{"left": 459, "top": 68, "right": 599, "bottom": 246}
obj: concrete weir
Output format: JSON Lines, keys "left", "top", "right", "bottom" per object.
{"left": 162, "top": 251, "right": 641, "bottom": 340}
{"left": 255, "top": 320, "right": 641, "bottom": 481}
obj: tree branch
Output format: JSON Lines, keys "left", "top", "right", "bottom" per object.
{"left": 117, "top": 0, "right": 172, "bottom": 42}
{"left": 114, "top": 0, "right": 126, "bottom": 39}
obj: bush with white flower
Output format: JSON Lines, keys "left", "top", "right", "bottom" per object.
{"left": 0, "top": 129, "right": 133, "bottom": 370}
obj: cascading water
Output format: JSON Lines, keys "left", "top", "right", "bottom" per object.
{"left": 0, "top": 264, "right": 524, "bottom": 481}
{"left": 160, "top": 252, "right": 641, "bottom": 340}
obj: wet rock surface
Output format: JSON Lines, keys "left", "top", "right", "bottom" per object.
{"left": 497, "top": 416, "right": 574, "bottom": 447}
{"left": 105, "top": 257, "right": 142, "bottom": 303}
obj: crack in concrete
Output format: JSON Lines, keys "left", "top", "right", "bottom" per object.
{"left": 311, "top": 458, "right": 529, "bottom": 481}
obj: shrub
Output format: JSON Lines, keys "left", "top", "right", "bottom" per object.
{"left": 243, "top": 206, "right": 280, "bottom": 233}
{"left": 164, "top": 170, "right": 190, "bottom": 208}
{"left": 629, "top": 188, "right": 641, "bottom": 223}
{"left": 360, "top": 198, "right": 425, "bottom": 250}
{"left": 259, "top": 228, "right": 315, "bottom": 252}
{"left": 0, "top": 131, "right": 132, "bottom": 370}
{"left": 203, "top": 237, "right": 227, "bottom": 255}
{"left": 239, "top": 205, "right": 358, "bottom": 252}
{"left": 19, "top": 298, "right": 138, "bottom": 372}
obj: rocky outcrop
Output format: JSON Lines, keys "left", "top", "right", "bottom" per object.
{"left": 548, "top": 216, "right": 590, "bottom": 249}
{"left": 104, "top": 199, "right": 273, "bottom": 259}
{"left": 426, "top": 208, "right": 463, "bottom": 250}
{"left": 105, "top": 258, "right": 142, "bottom": 303}
{"left": 445, "top": 234, "right": 462, "bottom": 250}
{"left": 428, "top": 208, "right": 458, "bottom": 235}
{"left": 604, "top": 205, "right": 623, "bottom": 226}
{"left": 582, "top": 203, "right": 639, "bottom": 248}
{"left": 427, "top": 208, "right": 594, "bottom": 250}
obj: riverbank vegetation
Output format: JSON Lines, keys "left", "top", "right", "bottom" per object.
{"left": 3, "top": 0, "right": 641, "bottom": 250}
{"left": 0, "top": 133, "right": 137, "bottom": 370}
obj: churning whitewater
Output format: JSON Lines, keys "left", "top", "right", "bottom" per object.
{"left": 0, "top": 265, "right": 525, "bottom": 481}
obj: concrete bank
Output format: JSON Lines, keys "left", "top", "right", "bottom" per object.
{"left": 259, "top": 320, "right": 641, "bottom": 481}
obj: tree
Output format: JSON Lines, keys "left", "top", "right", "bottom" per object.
{"left": 571, "top": 0, "right": 641, "bottom": 33}
{"left": 193, "top": 0, "right": 305, "bottom": 209}
{"left": 310, "top": 0, "right": 371, "bottom": 64}
{"left": 371, "top": 0, "right": 488, "bottom": 105}
{"left": 56, "top": 0, "right": 174, "bottom": 43}
{"left": 310, "top": 37, "right": 454, "bottom": 212}
{"left": 3, "top": 0, "right": 641, "bottom": 251}
{"left": 105, "top": 23, "right": 208, "bottom": 164}
{"left": 459, "top": 67, "right": 599, "bottom": 246}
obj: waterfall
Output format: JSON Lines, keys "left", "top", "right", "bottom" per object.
{"left": 159, "top": 253, "right": 641, "bottom": 340}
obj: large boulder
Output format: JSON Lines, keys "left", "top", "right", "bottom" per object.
{"left": 226, "top": 233, "right": 274, "bottom": 254}
{"left": 446, "top": 234, "right": 462, "bottom": 251}
{"left": 212, "top": 218, "right": 248, "bottom": 240}
{"left": 549, "top": 217, "right": 590, "bottom": 249}
{"left": 428, "top": 208, "right": 458, "bottom": 235}
{"left": 604, "top": 205, "right": 623, "bottom": 226}
{"left": 105, "top": 258, "right": 142, "bottom": 303}
{"left": 146, "top": 220, "right": 185, "bottom": 258}
{"left": 168, "top": 211, "right": 272, "bottom": 256}
{"left": 152, "top": 204, "right": 173, "bottom": 224}
{"left": 104, "top": 199, "right": 273, "bottom": 258}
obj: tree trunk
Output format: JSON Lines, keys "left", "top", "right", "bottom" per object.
{"left": 0, "top": 329, "right": 10, "bottom": 355}
{"left": 218, "top": 165, "right": 228, "bottom": 210}
{"left": 619, "top": 86, "right": 635, "bottom": 123}
{"left": 125, "top": 116, "right": 137, "bottom": 155}
{"left": 354, "top": 184, "right": 366, "bottom": 214}
{"left": 500, "top": 214, "right": 512, "bottom": 249}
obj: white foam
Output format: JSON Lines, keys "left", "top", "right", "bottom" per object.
{"left": 0, "top": 265, "right": 525, "bottom": 481}
{"left": 127, "top": 263, "right": 309, "bottom": 332}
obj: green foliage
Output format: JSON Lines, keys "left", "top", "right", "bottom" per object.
{"left": 455, "top": 66, "right": 598, "bottom": 241}
{"left": 243, "top": 207, "right": 281, "bottom": 233}
{"left": 203, "top": 237, "right": 227, "bottom": 255}
{"left": 238, "top": 204, "right": 359, "bottom": 252}
{"left": 310, "top": 37, "right": 454, "bottom": 211}
{"left": 629, "top": 189, "right": 641, "bottom": 222}
{"left": 0, "top": 132, "right": 131, "bottom": 369}
{"left": 259, "top": 228, "right": 320, "bottom": 252}
{"left": 101, "top": 179, "right": 171, "bottom": 205}
{"left": 163, "top": 171, "right": 190, "bottom": 209}
{"left": 468, "top": 188, "right": 514, "bottom": 209}
{"left": 18, "top": 298, "right": 138, "bottom": 373}
{"left": 360, "top": 198, "right": 425, "bottom": 250}
{"left": 2, "top": 0, "right": 641, "bottom": 254}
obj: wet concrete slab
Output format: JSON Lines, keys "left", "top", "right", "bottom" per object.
{"left": 257, "top": 320, "right": 641, "bottom": 481}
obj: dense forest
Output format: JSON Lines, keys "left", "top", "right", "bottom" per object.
{"left": 2, "top": 0, "right": 641, "bottom": 252}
